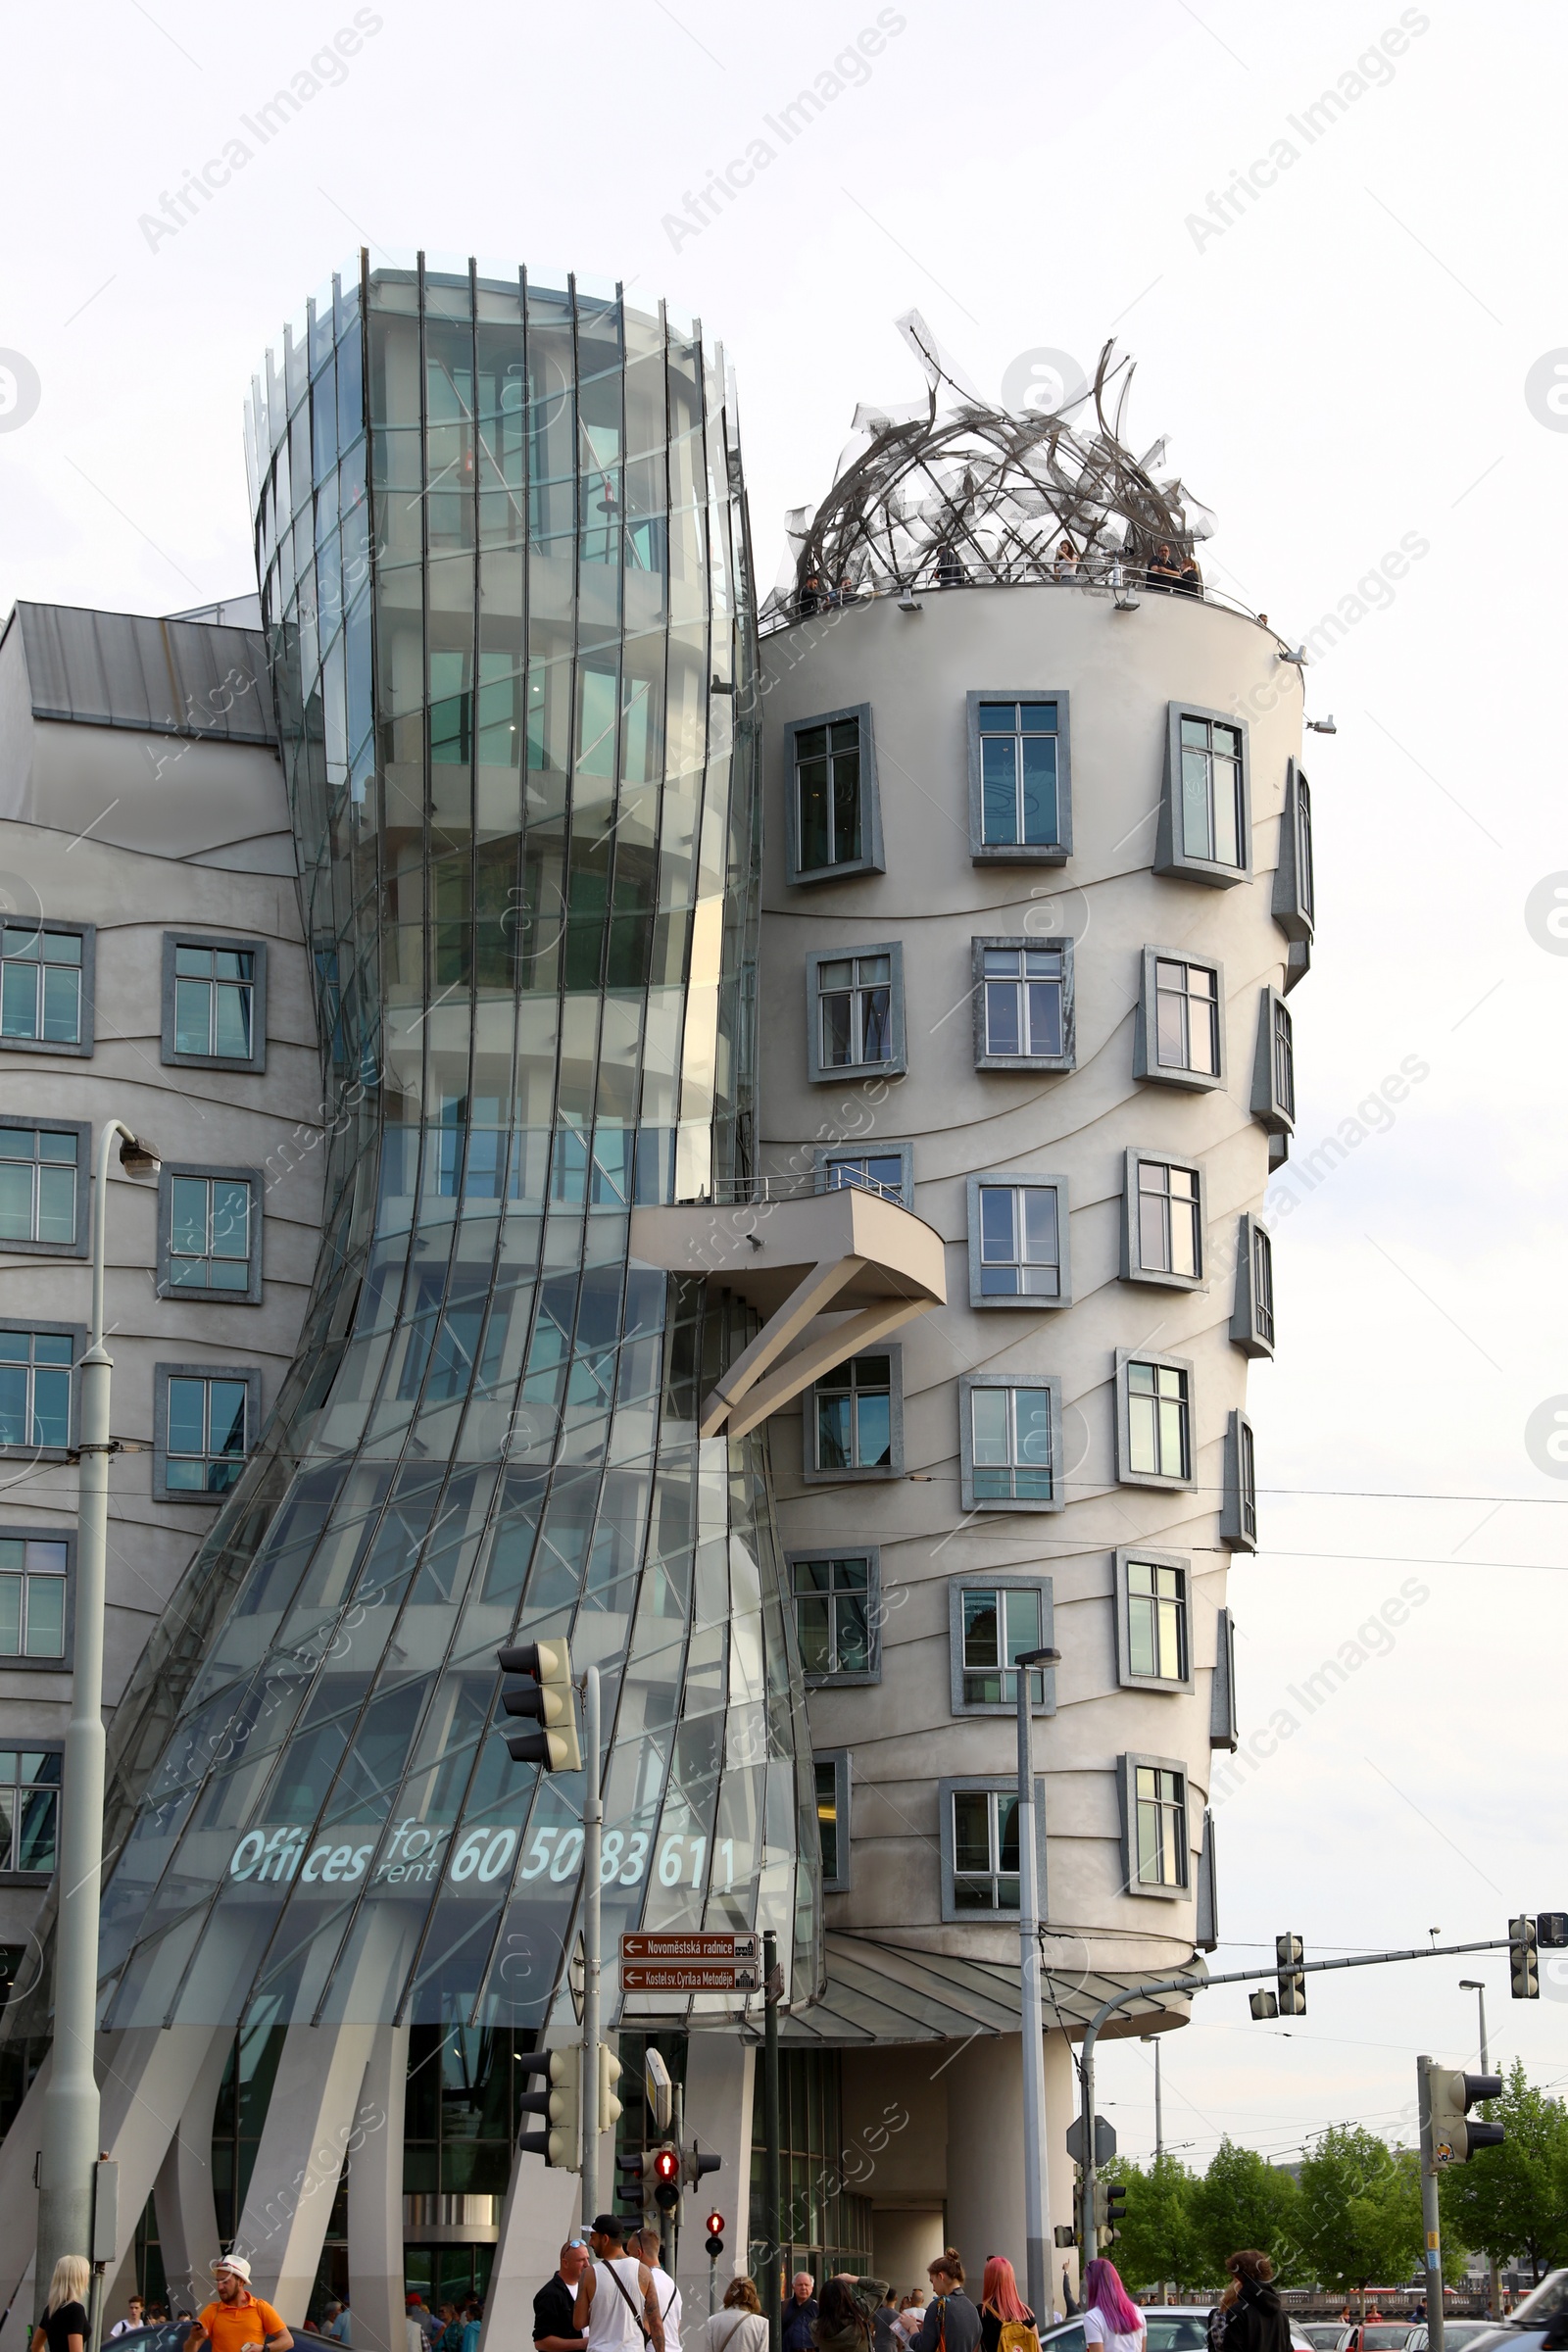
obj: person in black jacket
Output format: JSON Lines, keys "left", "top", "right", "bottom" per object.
{"left": 1217, "top": 2254, "right": 1291, "bottom": 2352}
{"left": 909, "top": 2255, "right": 981, "bottom": 2352}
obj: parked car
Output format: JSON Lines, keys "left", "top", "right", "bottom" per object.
{"left": 1298, "top": 2331, "right": 1354, "bottom": 2352}
{"left": 94, "top": 2326, "right": 191, "bottom": 2352}
{"left": 1038, "top": 2310, "right": 1317, "bottom": 2352}
{"left": 1409, "top": 2328, "right": 1501, "bottom": 2352}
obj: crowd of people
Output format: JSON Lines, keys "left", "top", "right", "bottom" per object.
{"left": 789, "top": 537, "right": 1204, "bottom": 618}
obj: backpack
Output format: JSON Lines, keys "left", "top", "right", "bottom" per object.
{"left": 997, "top": 2325, "right": 1042, "bottom": 2352}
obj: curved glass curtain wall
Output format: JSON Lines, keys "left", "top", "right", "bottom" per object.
{"left": 75, "top": 257, "right": 816, "bottom": 2037}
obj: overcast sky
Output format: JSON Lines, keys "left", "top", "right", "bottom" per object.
{"left": 4, "top": 0, "right": 1566, "bottom": 2171}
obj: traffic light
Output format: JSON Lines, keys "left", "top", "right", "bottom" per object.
{"left": 705, "top": 2211, "right": 725, "bottom": 2256}
{"left": 685, "top": 2141, "right": 722, "bottom": 2192}
{"left": 599, "top": 2047, "right": 623, "bottom": 2133}
{"left": 615, "top": 2148, "right": 653, "bottom": 2227}
{"left": 1426, "top": 2063, "right": 1505, "bottom": 2166}
{"left": 1276, "top": 1933, "right": 1306, "bottom": 2016}
{"left": 653, "top": 2142, "right": 681, "bottom": 2216}
{"left": 1249, "top": 1990, "right": 1278, "bottom": 2020}
{"left": 496, "top": 1638, "right": 581, "bottom": 1770}
{"left": 1091, "top": 2180, "right": 1127, "bottom": 2247}
{"left": 1511, "top": 1914, "right": 1541, "bottom": 1999}
{"left": 518, "top": 2046, "right": 581, "bottom": 2169}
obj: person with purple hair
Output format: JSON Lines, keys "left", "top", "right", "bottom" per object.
{"left": 1080, "top": 2261, "right": 1145, "bottom": 2352}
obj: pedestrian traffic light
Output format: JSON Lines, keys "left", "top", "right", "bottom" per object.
{"left": 1511, "top": 1913, "right": 1541, "bottom": 1999}
{"left": 1425, "top": 2063, "right": 1505, "bottom": 2166}
{"left": 518, "top": 2046, "right": 581, "bottom": 2169}
{"left": 706, "top": 2212, "right": 725, "bottom": 2238}
{"left": 496, "top": 1639, "right": 581, "bottom": 1770}
{"left": 1249, "top": 1990, "right": 1279, "bottom": 2020}
{"left": 615, "top": 2148, "right": 652, "bottom": 2226}
{"left": 1275, "top": 1933, "right": 1306, "bottom": 2016}
{"left": 599, "top": 2047, "right": 622, "bottom": 2133}
{"left": 653, "top": 2142, "right": 681, "bottom": 2215}
{"left": 685, "top": 2142, "right": 722, "bottom": 2191}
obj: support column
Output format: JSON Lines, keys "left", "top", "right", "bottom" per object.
{"left": 480, "top": 2151, "right": 579, "bottom": 2352}
{"left": 233, "top": 2022, "right": 381, "bottom": 2321}
{"left": 1042, "top": 2032, "right": 1078, "bottom": 2321}
{"left": 678, "top": 2035, "right": 756, "bottom": 2306}
{"left": 153, "top": 2031, "right": 234, "bottom": 2321}
{"left": 944, "top": 2035, "right": 1024, "bottom": 2290}
{"left": 347, "top": 2028, "right": 409, "bottom": 2352}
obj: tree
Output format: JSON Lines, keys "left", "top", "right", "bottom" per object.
{"left": 1440, "top": 2060, "right": 1568, "bottom": 2283}
{"left": 1193, "top": 2138, "right": 1306, "bottom": 2285}
{"left": 1298, "top": 2128, "right": 1425, "bottom": 2314}
{"left": 1102, "top": 2153, "right": 1203, "bottom": 2296}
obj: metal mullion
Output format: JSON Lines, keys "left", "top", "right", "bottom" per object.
{"left": 630, "top": 300, "right": 676, "bottom": 1194}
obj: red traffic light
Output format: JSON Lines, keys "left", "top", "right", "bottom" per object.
{"left": 706, "top": 2212, "right": 725, "bottom": 2235}
{"left": 654, "top": 2146, "right": 680, "bottom": 2181}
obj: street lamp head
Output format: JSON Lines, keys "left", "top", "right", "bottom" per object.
{"left": 1016, "top": 1647, "right": 1061, "bottom": 1667}
{"left": 1460, "top": 1979, "right": 1485, "bottom": 1990}
{"left": 118, "top": 1134, "right": 160, "bottom": 1177}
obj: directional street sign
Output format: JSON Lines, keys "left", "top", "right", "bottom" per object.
{"left": 621, "top": 1934, "right": 760, "bottom": 1963}
{"left": 621, "top": 1964, "right": 761, "bottom": 1992}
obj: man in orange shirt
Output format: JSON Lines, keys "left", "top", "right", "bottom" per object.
{"left": 186, "top": 2258, "right": 294, "bottom": 2352}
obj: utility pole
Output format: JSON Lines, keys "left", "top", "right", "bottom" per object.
{"left": 1016, "top": 1645, "right": 1058, "bottom": 2322}
{"left": 763, "top": 1930, "right": 782, "bottom": 2352}
{"left": 1459, "top": 1981, "right": 1500, "bottom": 2322}
{"left": 1417, "top": 2058, "right": 1446, "bottom": 2352}
{"left": 1141, "top": 2035, "right": 1163, "bottom": 2164}
{"left": 581, "top": 1666, "right": 602, "bottom": 2229}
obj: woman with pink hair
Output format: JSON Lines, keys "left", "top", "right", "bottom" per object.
{"left": 979, "top": 2259, "right": 1037, "bottom": 2352}
{"left": 1080, "top": 2260, "right": 1145, "bottom": 2352}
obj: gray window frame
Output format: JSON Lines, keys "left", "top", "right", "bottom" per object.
{"left": 161, "top": 932, "right": 269, "bottom": 1073}
{"left": 0, "top": 1524, "right": 75, "bottom": 1672}
{"left": 1210, "top": 1606, "right": 1240, "bottom": 1752}
{"left": 788, "top": 1545, "right": 881, "bottom": 1687}
{"left": 801, "top": 1346, "right": 905, "bottom": 1483}
{"left": 1196, "top": 1808, "right": 1218, "bottom": 1950}
{"left": 155, "top": 1163, "right": 265, "bottom": 1306}
{"left": 1230, "top": 1213, "right": 1275, "bottom": 1358}
{"left": 965, "top": 1170, "right": 1072, "bottom": 1309}
{"left": 814, "top": 1746, "right": 853, "bottom": 1893}
{"left": 965, "top": 689, "right": 1073, "bottom": 864}
{"left": 152, "top": 1362, "right": 263, "bottom": 1503}
{"left": 1250, "top": 987, "right": 1296, "bottom": 1135}
{"left": 1114, "top": 1347, "right": 1198, "bottom": 1492}
{"left": 1113, "top": 1547, "right": 1195, "bottom": 1694}
{"left": 948, "top": 1574, "right": 1056, "bottom": 1717}
{"left": 938, "top": 1774, "right": 1049, "bottom": 1926}
{"left": 1133, "top": 947, "right": 1226, "bottom": 1093}
{"left": 1120, "top": 1149, "right": 1205, "bottom": 1293}
{"left": 1272, "top": 759, "right": 1314, "bottom": 945}
{"left": 805, "top": 942, "right": 907, "bottom": 1085}
{"left": 0, "top": 1740, "right": 65, "bottom": 1884}
{"left": 958, "top": 1372, "right": 1065, "bottom": 1514}
{"left": 971, "top": 935, "right": 1075, "bottom": 1073}
{"left": 0, "top": 1321, "right": 85, "bottom": 1460}
{"left": 784, "top": 704, "right": 885, "bottom": 886}
{"left": 1154, "top": 702, "right": 1252, "bottom": 887}
{"left": 1220, "top": 1408, "right": 1258, "bottom": 1552}
{"left": 0, "top": 920, "right": 96, "bottom": 1057}
{"left": 1117, "top": 1750, "right": 1192, "bottom": 1900}
{"left": 813, "top": 1141, "right": 914, "bottom": 1207}
{"left": 0, "top": 1115, "right": 91, "bottom": 1257}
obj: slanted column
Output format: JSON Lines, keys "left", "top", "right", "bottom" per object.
{"left": 233, "top": 2022, "right": 381, "bottom": 2321}
{"left": 152, "top": 2029, "right": 235, "bottom": 2317}
{"left": 347, "top": 2027, "right": 409, "bottom": 2352}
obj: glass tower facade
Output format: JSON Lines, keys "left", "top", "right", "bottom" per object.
{"left": 84, "top": 256, "right": 817, "bottom": 2038}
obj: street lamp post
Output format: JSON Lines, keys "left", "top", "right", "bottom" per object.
{"left": 34, "top": 1122, "right": 158, "bottom": 2310}
{"left": 1459, "top": 1979, "right": 1500, "bottom": 2319}
{"left": 1016, "top": 1644, "right": 1060, "bottom": 2324}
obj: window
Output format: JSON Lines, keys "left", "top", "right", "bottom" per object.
{"left": 785, "top": 706, "right": 883, "bottom": 884}
{"left": 1134, "top": 950, "right": 1224, "bottom": 1091}
{"left": 154, "top": 1365, "right": 261, "bottom": 1500}
{"left": 1196, "top": 1809, "right": 1218, "bottom": 1949}
{"left": 162, "top": 935, "right": 268, "bottom": 1072}
{"left": 1220, "top": 1409, "right": 1258, "bottom": 1552}
{"left": 804, "top": 1350, "right": 902, "bottom": 1480}
{"left": 1116, "top": 1350, "right": 1196, "bottom": 1490}
{"left": 1155, "top": 705, "right": 1250, "bottom": 886}
{"left": 1231, "top": 1214, "right": 1275, "bottom": 1357}
{"left": 973, "top": 937, "right": 1074, "bottom": 1071}
{"left": 948, "top": 1577, "right": 1055, "bottom": 1713}
{"left": 0, "top": 1533, "right": 70, "bottom": 1663}
{"left": 965, "top": 1172, "right": 1068, "bottom": 1306}
{"left": 1210, "top": 1608, "right": 1240, "bottom": 1751}
{"left": 791, "top": 1551, "right": 879, "bottom": 1684}
{"left": 1272, "top": 760, "right": 1315, "bottom": 944}
{"left": 939, "top": 1777, "right": 1047, "bottom": 1922}
{"left": 1114, "top": 1550, "right": 1192, "bottom": 1691}
{"left": 814, "top": 1750, "right": 851, "bottom": 1893}
{"left": 1250, "top": 988, "right": 1296, "bottom": 1135}
{"left": 156, "top": 1166, "right": 263, "bottom": 1304}
{"left": 0, "top": 921, "right": 94, "bottom": 1054}
{"left": 806, "top": 946, "right": 906, "bottom": 1083}
{"left": 1121, "top": 1151, "right": 1204, "bottom": 1291}
{"left": 959, "top": 1375, "right": 1063, "bottom": 1512}
{"left": 0, "top": 1748, "right": 62, "bottom": 1878}
{"left": 0, "top": 1119, "right": 89, "bottom": 1255}
{"left": 0, "top": 1327, "right": 79, "bottom": 1453}
{"left": 1118, "top": 1753, "right": 1190, "bottom": 1896}
{"left": 816, "top": 1144, "right": 912, "bottom": 1206}
{"left": 966, "top": 692, "right": 1071, "bottom": 861}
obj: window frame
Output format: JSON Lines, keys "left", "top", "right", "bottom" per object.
{"left": 788, "top": 1546, "right": 882, "bottom": 1687}
{"left": 1220, "top": 1408, "right": 1258, "bottom": 1552}
{"left": 938, "top": 1774, "right": 1049, "bottom": 1926}
{"left": 0, "top": 920, "right": 96, "bottom": 1057}
{"left": 161, "top": 933, "right": 269, "bottom": 1074}
{"left": 1119, "top": 1149, "right": 1205, "bottom": 1293}
{"left": 971, "top": 935, "right": 1075, "bottom": 1074}
{"left": 0, "top": 1115, "right": 91, "bottom": 1258}
{"left": 1114, "top": 1348, "right": 1198, "bottom": 1492}
{"left": 1210, "top": 1607, "right": 1240, "bottom": 1751}
{"left": 1196, "top": 1808, "right": 1219, "bottom": 1950}
{"left": 1133, "top": 948, "right": 1227, "bottom": 1093}
{"left": 1230, "top": 1213, "right": 1276, "bottom": 1358}
{"left": 813, "top": 1141, "right": 914, "bottom": 1208}
{"left": 1154, "top": 703, "right": 1252, "bottom": 887}
{"left": 801, "top": 1347, "right": 905, "bottom": 1483}
{"left": 152, "top": 1362, "right": 263, "bottom": 1504}
{"left": 805, "top": 942, "right": 907, "bottom": 1085}
{"left": 964, "top": 1170, "right": 1072, "bottom": 1310}
{"left": 964, "top": 689, "right": 1073, "bottom": 864}
{"left": 814, "top": 1746, "right": 853, "bottom": 1893}
{"left": 948, "top": 1574, "right": 1056, "bottom": 1717}
{"left": 1113, "top": 1547, "right": 1195, "bottom": 1694}
{"left": 784, "top": 704, "right": 885, "bottom": 886}
{"left": 1250, "top": 986, "right": 1296, "bottom": 1136}
{"left": 1117, "top": 1750, "right": 1192, "bottom": 1901}
{"left": 958, "top": 1372, "right": 1065, "bottom": 1515}
{"left": 0, "top": 1525, "right": 74, "bottom": 1672}
{"left": 155, "top": 1163, "right": 265, "bottom": 1306}
{"left": 1271, "top": 759, "right": 1315, "bottom": 945}
{"left": 0, "top": 1321, "right": 85, "bottom": 1459}
{"left": 0, "top": 1740, "right": 65, "bottom": 1883}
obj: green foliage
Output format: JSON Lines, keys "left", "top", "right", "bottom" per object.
{"left": 1102, "top": 2153, "right": 1203, "bottom": 2295}
{"left": 1297, "top": 2127, "right": 1424, "bottom": 2295}
{"left": 1439, "top": 2059, "right": 1568, "bottom": 2280}
{"left": 1192, "top": 2137, "right": 1307, "bottom": 2284}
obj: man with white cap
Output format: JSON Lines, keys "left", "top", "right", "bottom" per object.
{"left": 185, "top": 2258, "right": 294, "bottom": 2352}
